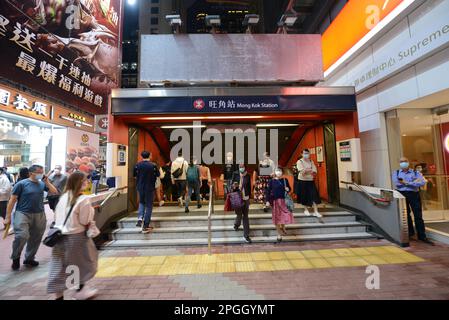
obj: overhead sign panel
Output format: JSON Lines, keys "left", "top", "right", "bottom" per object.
{"left": 140, "top": 34, "right": 323, "bottom": 84}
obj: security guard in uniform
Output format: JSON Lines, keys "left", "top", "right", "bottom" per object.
{"left": 392, "top": 157, "right": 433, "bottom": 245}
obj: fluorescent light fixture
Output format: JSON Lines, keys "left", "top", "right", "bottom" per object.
{"left": 243, "top": 14, "right": 260, "bottom": 26}
{"left": 161, "top": 125, "right": 206, "bottom": 129}
{"left": 256, "top": 124, "right": 299, "bottom": 127}
{"left": 324, "top": 0, "right": 415, "bottom": 78}
{"left": 205, "top": 15, "right": 221, "bottom": 26}
{"left": 127, "top": 0, "right": 136, "bottom": 6}
{"left": 144, "top": 116, "right": 265, "bottom": 121}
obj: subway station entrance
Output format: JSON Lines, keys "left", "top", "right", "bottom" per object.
{"left": 102, "top": 85, "right": 380, "bottom": 248}
{"left": 108, "top": 86, "right": 361, "bottom": 211}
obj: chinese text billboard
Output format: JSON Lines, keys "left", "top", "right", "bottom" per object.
{"left": 0, "top": 0, "right": 123, "bottom": 115}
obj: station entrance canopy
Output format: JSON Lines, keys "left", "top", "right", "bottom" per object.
{"left": 111, "top": 87, "right": 356, "bottom": 116}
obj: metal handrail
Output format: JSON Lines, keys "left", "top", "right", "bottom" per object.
{"left": 93, "top": 186, "right": 128, "bottom": 211}
{"left": 341, "top": 181, "right": 391, "bottom": 205}
{"left": 207, "top": 183, "right": 214, "bottom": 255}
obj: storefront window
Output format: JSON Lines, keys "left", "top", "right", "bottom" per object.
{"left": 0, "top": 110, "right": 66, "bottom": 178}
{"left": 386, "top": 109, "right": 449, "bottom": 222}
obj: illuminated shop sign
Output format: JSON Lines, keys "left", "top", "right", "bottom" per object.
{"left": 0, "top": 87, "right": 50, "bottom": 119}
{"left": 0, "top": 116, "right": 52, "bottom": 140}
{"left": 59, "top": 112, "right": 93, "bottom": 129}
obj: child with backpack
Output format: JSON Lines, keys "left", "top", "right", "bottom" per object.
{"left": 185, "top": 157, "right": 202, "bottom": 213}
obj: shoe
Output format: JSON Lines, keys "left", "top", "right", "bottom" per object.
{"left": 304, "top": 210, "right": 311, "bottom": 217}
{"left": 185, "top": 207, "right": 190, "bottom": 213}
{"left": 178, "top": 197, "right": 184, "bottom": 207}
{"left": 50, "top": 221, "right": 56, "bottom": 229}
{"left": 73, "top": 287, "right": 98, "bottom": 300}
{"left": 244, "top": 236, "right": 252, "bottom": 243}
{"left": 277, "top": 236, "right": 283, "bottom": 242}
{"left": 263, "top": 207, "right": 269, "bottom": 213}
{"left": 11, "top": 258, "right": 20, "bottom": 271}
{"left": 141, "top": 227, "right": 152, "bottom": 234}
{"left": 159, "top": 200, "right": 165, "bottom": 207}
{"left": 420, "top": 238, "right": 435, "bottom": 246}
{"left": 136, "top": 220, "right": 142, "bottom": 228}
{"left": 23, "top": 260, "right": 39, "bottom": 268}
{"left": 313, "top": 212, "right": 322, "bottom": 218}
{"left": 233, "top": 225, "right": 239, "bottom": 231}
{"left": 197, "top": 204, "right": 202, "bottom": 209}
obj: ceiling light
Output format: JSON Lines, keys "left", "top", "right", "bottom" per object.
{"left": 256, "top": 124, "right": 299, "bottom": 127}
{"left": 161, "top": 125, "right": 206, "bottom": 129}
{"left": 144, "top": 116, "right": 265, "bottom": 121}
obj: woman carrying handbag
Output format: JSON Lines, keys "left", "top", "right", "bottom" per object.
{"left": 266, "top": 167, "right": 295, "bottom": 242}
{"left": 47, "top": 171, "right": 99, "bottom": 300}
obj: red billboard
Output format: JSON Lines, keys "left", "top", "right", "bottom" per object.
{"left": 0, "top": 0, "right": 123, "bottom": 115}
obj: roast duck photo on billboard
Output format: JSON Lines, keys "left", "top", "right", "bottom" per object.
{"left": 0, "top": 0, "right": 122, "bottom": 114}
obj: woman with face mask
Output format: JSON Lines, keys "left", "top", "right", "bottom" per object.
{"left": 296, "top": 149, "right": 322, "bottom": 218}
{"left": 254, "top": 152, "right": 276, "bottom": 212}
{"left": 266, "top": 167, "right": 294, "bottom": 242}
{"left": 47, "top": 171, "right": 99, "bottom": 300}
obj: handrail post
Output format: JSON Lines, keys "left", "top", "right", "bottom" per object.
{"left": 208, "top": 184, "right": 213, "bottom": 256}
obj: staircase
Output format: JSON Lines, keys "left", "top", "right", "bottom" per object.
{"left": 101, "top": 204, "right": 378, "bottom": 249}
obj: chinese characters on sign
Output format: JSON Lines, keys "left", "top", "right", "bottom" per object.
{"left": 0, "top": 1, "right": 123, "bottom": 114}
{"left": 0, "top": 87, "right": 49, "bottom": 118}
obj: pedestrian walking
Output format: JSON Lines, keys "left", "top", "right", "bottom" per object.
{"left": 296, "top": 149, "right": 322, "bottom": 218}
{"left": 232, "top": 163, "right": 252, "bottom": 243}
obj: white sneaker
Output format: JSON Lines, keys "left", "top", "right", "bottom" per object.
{"left": 73, "top": 287, "right": 98, "bottom": 300}
{"left": 314, "top": 211, "right": 322, "bottom": 218}
{"left": 159, "top": 200, "right": 165, "bottom": 207}
{"left": 304, "top": 209, "right": 311, "bottom": 217}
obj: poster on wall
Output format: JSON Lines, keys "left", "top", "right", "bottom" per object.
{"left": 316, "top": 146, "right": 324, "bottom": 163}
{"left": 0, "top": 0, "right": 123, "bottom": 115}
{"left": 66, "top": 127, "right": 99, "bottom": 175}
{"left": 339, "top": 141, "right": 352, "bottom": 162}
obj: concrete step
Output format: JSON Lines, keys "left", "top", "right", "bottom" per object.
{"left": 118, "top": 211, "right": 357, "bottom": 228}
{"left": 102, "top": 232, "right": 377, "bottom": 249}
{"left": 110, "top": 221, "right": 368, "bottom": 240}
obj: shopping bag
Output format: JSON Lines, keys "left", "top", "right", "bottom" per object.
{"left": 224, "top": 194, "right": 233, "bottom": 212}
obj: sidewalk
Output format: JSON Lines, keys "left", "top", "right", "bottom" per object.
{"left": 1, "top": 214, "right": 449, "bottom": 300}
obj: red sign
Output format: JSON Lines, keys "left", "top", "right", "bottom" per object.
{"left": 0, "top": 0, "right": 123, "bottom": 115}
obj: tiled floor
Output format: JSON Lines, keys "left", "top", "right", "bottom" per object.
{"left": 1, "top": 205, "right": 449, "bottom": 300}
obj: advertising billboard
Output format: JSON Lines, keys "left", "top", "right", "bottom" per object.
{"left": 0, "top": 0, "right": 123, "bottom": 115}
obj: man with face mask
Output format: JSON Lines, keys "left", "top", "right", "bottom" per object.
{"left": 4, "top": 165, "right": 58, "bottom": 270}
{"left": 221, "top": 152, "right": 238, "bottom": 200}
{"left": 47, "top": 165, "right": 67, "bottom": 226}
{"left": 232, "top": 163, "right": 252, "bottom": 243}
{"left": 393, "top": 157, "right": 433, "bottom": 245}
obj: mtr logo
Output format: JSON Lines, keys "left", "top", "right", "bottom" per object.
{"left": 193, "top": 99, "right": 205, "bottom": 110}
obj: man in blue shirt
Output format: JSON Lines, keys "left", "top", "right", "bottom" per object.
{"left": 392, "top": 157, "right": 433, "bottom": 245}
{"left": 4, "top": 164, "right": 58, "bottom": 270}
{"left": 134, "top": 151, "right": 160, "bottom": 234}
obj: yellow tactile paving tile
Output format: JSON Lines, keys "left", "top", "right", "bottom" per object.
{"left": 95, "top": 246, "right": 425, "bottom": 278}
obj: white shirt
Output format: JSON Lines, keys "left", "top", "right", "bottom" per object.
{"left": 0, "top": 174, "right": 11, "bottom": 201}
{"left": 296, "top": 158, "right": 317, "bottom": 181}
{"left": 171, "top": 157, "right": 189, "bottom": 180}
{"left": 54, "top": 193, "right": 95, "bottom": 235}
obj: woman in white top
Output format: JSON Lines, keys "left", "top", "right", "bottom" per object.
{"left": 0, "top": 168, "right": 12, "bottom": 226}
{"left": 47, "top": 171, "right": 99, "bottom": 300}
{"left": 296, "top": 149, "right": 322, "bottom": 218}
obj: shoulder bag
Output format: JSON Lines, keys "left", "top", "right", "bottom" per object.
{"left": 43, "top": 203, "right": 75, "bottom": 248}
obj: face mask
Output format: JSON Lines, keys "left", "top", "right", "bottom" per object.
{"left": 54, "top": 169, "right": 61, "bottom": 175}
{"left": 303, "top": 153, "right": 310, "bottom": 159}
{"left": 239, "top": 168, "right": 246, "bottom": 173}
{"left": 35, "top": 174, "right": 43, "bottom": 180}
{"left": 400, "top": 162, "right": 409, "bottom": 169}
{"left": 275, "top": 171, "right": 282, "bottom": 178}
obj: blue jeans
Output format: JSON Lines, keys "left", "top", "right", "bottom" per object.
{"left": 186, "top": 181, "right": 201, "bottom": 208}
{"left": 138, "top": 190, "right": 154, "bottom": 227}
